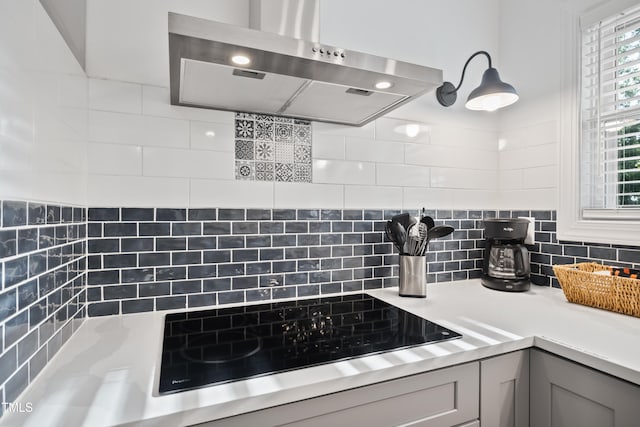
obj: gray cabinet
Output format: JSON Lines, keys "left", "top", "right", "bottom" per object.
{"left": 480, "top": 350, "right": 529, "bottom": 427}
{"left": 530, "top": 349, "right": 640, "bottom": 427}
{"left": 196, "top": 362, "right": 479, "bottom": 427}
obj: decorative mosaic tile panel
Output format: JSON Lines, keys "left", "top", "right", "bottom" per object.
{"left": 234, "top": 113, "right": 312, "bottom": 183}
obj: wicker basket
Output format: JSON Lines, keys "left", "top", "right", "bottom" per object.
{"left": 553, "top": 262, "right": 640, "bottom": 317}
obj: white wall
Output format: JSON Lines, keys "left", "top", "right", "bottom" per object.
{"left": 84, "top": 0, "right": 502, "bottom": 209}
{"left": 0, "top": 0, "right": 88, "bottom": 205}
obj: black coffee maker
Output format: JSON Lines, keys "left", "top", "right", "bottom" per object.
{"left": 482, "top": 218, "right": 531, "bottom": 292}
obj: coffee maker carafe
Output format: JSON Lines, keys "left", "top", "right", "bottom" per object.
{"left": 482, "top": 218, "right": 531, "bottom": 292}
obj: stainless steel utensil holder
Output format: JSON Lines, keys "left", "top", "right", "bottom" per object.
{"left": 399, "top": 255, "right": 427, "bottom": 298}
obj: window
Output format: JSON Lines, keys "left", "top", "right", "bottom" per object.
{"left": 581, "top": 4, "right": 640, "bottom": 218}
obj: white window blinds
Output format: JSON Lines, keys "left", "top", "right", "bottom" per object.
{"left": 581, "top": 4, "right": 640, "bottom": 218}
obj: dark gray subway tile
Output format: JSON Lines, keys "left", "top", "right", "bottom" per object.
{"left": 272, "top": 209, "right": 296, "bottom": 220}
{"left": 298, "top": 284, "right": 320, "bottom": 296}
{"left": 88, "top": 208, "right": 119, "bottom": 222}
{"left": 156, "top": 296, "right": 186, "bottom": 311}
{"left": 28, "top": 203, "right": 46, "bottom": 225}
{"left": 188, "top": 265, "right": 217, "bottom": 279}
{"left": 588, "top": 246, "right": 616, "bottom": 261}
{"left": 156, "top": 238, "right": 186, "bottom": 251}
{"left": 320, "top": 234, "right": 341, "bottom": 245}
{"left": 332, "top": 246, "right": 352, "bottom": 257}
{"left": 619, "top": 249, "right": 640, "bottom": 263}
{"left": 309, "top": 221, "right": 331, "bottom": 233}
{"left": 218, "top": 263, "right": 245, "bottom": 277}
{"left": 272, "top": 235, "right": 297, "bottom": 247}
{"left": 102, "top": 254, "right": 138, "bottom": 268}
{"left": 157, "top": 208, "right": 187, "bottom": 221}
{"left": 87, "top": 287, "right": 101, "bottom": 301}
{"left": 122, "top": 208, "right": 154, "bottom": 221}
{"left": 139, "top": 252, "right": 171, "bottom": 267}
{"left": 246, "top": 235, "right": 271, "bottom": 248}
{"left": 3, "top": 201, "right": 27, "bottom": 227}
{"left": 203, "top": 278, "right": 231, "bottom": 292}
{"left": 259, "top": 275, "right": 283, "bottom": 287}
{"left": 203, "top": 250, "right": 231, "bottom": 263}
{"left": 172, "top": 280, "right": 202, "bottom": 294}
{"left": 88, "top": 239, "right": 119, "bottom": 253}
{"left": 4, "top": 364, "right": 28, "bottom": 403}
{"left": 297, "top": 209, "right": 320, "bottom": 220}
{"left": 139, "top": 222, "right": 170, "bottom": 236}
{"left": 343, "top": 210, "right": 363, "bottom": 220}
{"left": 172, "top": 222, "right": 202, "bottom": 236}
{"left": 122, "top": 298, "right": 154, "bottom": 314}
{"left": 139, "top": 282, "right": 171, "bottom": 297}
{"left": 246, "top": 209, "right": 270, "bottom": 220}
{"left": 121, "top": 237, "right": 154, "bottom": 252}
{"left": 321, "top": 210, "right": 341, "bottom": 220}
{"left": 298, "top": 259, "right": 320, "bottom": 271}
{"left": 272, "top": 286, "right": 296, "bottom": 299}
{"left": 0, "top": 230, "right": 17, "bottom": 258}
{"left": 218, "top": 209, "right": 245, "bottom": 220}
{"left": 17, "top": 280, "right": 37, "bottom": 311}
{"left": 103, "top": 285, "right": 137, "bottom": 300}
{"left": 156, "top": 267, "right": 186, "bottom": 281}
{"left": 298, "top": 234, "right": 320, "bottom": 246}
{"left": 233, "top": 249, "right": 259, "bottom": 262}
{"left": 246, "top": 262, "right": 271, "bottom": 275}
{"left": 233, "top": 276, "right": 259, "bottom": 290}
{"left": 5, "top": 311, "right": 29, "bottom": 348}
{"left": 332, "top": 222, "right": 352, "bottom": 233}
{"left": 285, "top": 272, "right": 308, "bottom": 285}
{"left": 233, "top": 222, "right": 259, "bottom": 234}
{"left": 121, "top": 268, "right": 154, "bottom": 283}
{"left": 104, "top": 223, "right": 137, "bottom": 237}
{"left": 260, "top": 248, "right": 283, "bottom": 261}
{"left": 218, "top": 291, "right": 244, "bottom": 305}
{"left": 18, "top": 229, "right": 38, "bottom": 254}
{"left": 364, "top": 210, "right": 383, "bottom": 220}
{"left": 321, "top": 259, "right": 341, "bottom": 270}
{"left": 259, "top": 222, "right": 284, "bottom": 234}
{"left": 88, "top": 223, "right": 102, "bottom": 237}
{"left": 0, "top": 289, "right": 17, "bottom": 323}
{"left": 285, "top": 247, "right": 308, "bottom": 259}
{"left": 321, "top": 282, "right": 341, "bottom": 294}
{"left": 87, "top": 270, "right": 119, "bottom": 286}
{"left": 218, "top": 236, "right": 245, "bottom": 249}
{"left": 309, "top": 271, "right": 331, "bottom": 283}
{"left": 172, "top": 251, "right": 202, "bottom": 265}
{"left": 273, "top": 260, "right": 297, "bottom": 273}
{"left": 188, "top": 293, "right": 217, "bottom": 307}
{"left": 285, "top": 222, "right": 308, "bottom": 233}
{"left": 5, "top": 256, "right": 28, "bottom": 288}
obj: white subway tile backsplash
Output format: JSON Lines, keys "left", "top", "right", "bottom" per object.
{"left": 374, "top": 117, "right": 430, "bottom": 143}
{"left": 522, "top": 165, "right": 558, "bottom": 189}
{"left": 498, "top": 142, "right": 558, "bottom": 170}
{"left": 142, "top": 86, "right": 234, "bottom": 123}
{"left": 89, "top": 110, "right": 189, "bottom": 148}
{"left": 190, "top": 121, "right": 234, "bottom": 152}
{"left": 274, "top": 182, "right": 343, "bottom": 208}
{"left": 498, "top": 169, "right": 523, "bottom": 190}
{"left": 312, "top": 134, "right": 345, "bottom": 159}
{"left": 88, "top": 175, "right": 190, "bottom": 207}
{"left": 88, "top": 143, "right": 142, "bottom": 176}
{"left": 312, "top": 159, "right": 375, "bottom": 185}
{"left": 430, "top": 167, "right": 497, "bottom": 189}
{"left": 429, "top": 124, "right": 498, "bottom": 151}
{"left": 143, "top": 147, "right": 234, "bottom": 179}
{"left": 499, "top": 120, "right": 558, "bottom": 149}
{"left": 497, "top": 188, "right": 558, "bottom": 210}
{"left": 190, "top": 179, "right": 274, "bottom": 208}
{"left": 376, "top": 163, "right": 429, "bottom": 187}
{"left": 313, "top": 121, "right": 375, "bottom": 138}
{"left": 405, "top": 144, "right": 498, "bottom": 170}
{"left": 403, "top": 187, "right": 499, "bottom": 210}
{"left": 344, "top": 185, "right": 403, "bottom": 208}
{"left": 345, "top": 137, "right": 405, "bottom": 163}
{"left": 89, "top": 78, "right": 142, "bottom": 114}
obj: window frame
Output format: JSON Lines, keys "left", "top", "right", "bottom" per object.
{"left": 558, "top": 0, "right": 640, "bottom": 246}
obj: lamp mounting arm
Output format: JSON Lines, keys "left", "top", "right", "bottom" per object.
{"left": 451, "top": 51, "right": 492, "bottom": 94}
{"left": 435, "top": 50, "right": 494, "bottom": 108}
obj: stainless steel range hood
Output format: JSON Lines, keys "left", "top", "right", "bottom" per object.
{"left": 168, "top": 4, "right": 442, "bottom": 126}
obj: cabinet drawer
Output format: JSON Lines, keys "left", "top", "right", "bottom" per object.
{"left": 199, "top": 362, "right": 479, "bottom": 427}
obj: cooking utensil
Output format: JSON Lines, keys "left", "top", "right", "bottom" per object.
{"left": 420, "top": 215, "right": 435, "bottom": 230}
{"left": 391, "top": 213, "right": 412, "bottom": 233}
{"left": 423, "top": 225, "right": 454, "bottom": 249}
{"left": 385, "top": 221, "right": 404, "bottom": 253}
{"left": 390, "top": 221, "right": 407, "bottom": 254}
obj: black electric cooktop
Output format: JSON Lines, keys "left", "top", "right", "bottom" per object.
{"left": 159, "top": 293, "right": 461, "bottom": 394}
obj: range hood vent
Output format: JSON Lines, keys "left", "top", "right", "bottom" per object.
{"left": 168, "top": 8, "right": 442, "bottom": 126}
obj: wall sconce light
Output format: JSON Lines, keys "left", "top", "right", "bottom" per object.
{"left": 436, "top": 51, "right": 518, "bottom": 112}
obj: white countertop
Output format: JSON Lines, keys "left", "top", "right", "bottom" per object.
{"left": 2, "top": 280, "right": 640, "bottom": 427}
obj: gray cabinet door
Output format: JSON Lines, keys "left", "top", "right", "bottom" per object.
{"left": 480, "top": 350, "right": 529, "bottom": 427}
{"left": 196, "top": 362, "right": 479, "bottom": 427}
{"left": 530, "top": 349, "right": 640, "bottom": 427}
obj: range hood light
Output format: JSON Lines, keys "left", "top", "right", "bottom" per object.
{"left": 231, "top": 55, "right": 251, "bottom": 65}
{"left": 375, "top": 81, "right": 393, "bottom": 90}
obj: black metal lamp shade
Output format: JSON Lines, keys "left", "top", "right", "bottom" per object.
{"left": 465, "top": 67, "right": 518, "bottom": 111}
{"left": 436, "top": 51, "right": 518, "bottom": 112}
